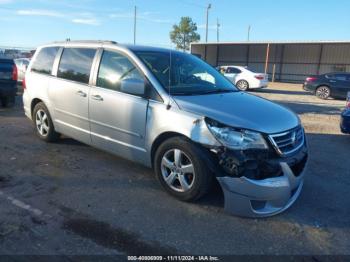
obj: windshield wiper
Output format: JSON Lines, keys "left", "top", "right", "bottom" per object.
{"left": 200, "top": 89, "right": 236, "bottom": 95}
{"left": 170, "top": 88, "right": 237, "bottom": 96}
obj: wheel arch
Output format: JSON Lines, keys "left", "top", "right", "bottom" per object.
{"left": 316, "top": 84, "right": 331, "bottom": 88}
{"left": 150, "top": 131, "right": 219, "bottom": 176}
{"left": 150, "top": 131, "right": 188, "bottom": 168}
{"left": 315, "top": 84, "right": 331, "bottom": 95}
{"left": 31, "top": 98, "right": 44, "bottom": 118}
{"left": 316, "top": 84, "right": 331, "bottom": 89}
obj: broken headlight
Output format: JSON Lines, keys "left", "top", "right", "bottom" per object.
{"left": 206, "top": 119, "right": 268, "bottom": 150}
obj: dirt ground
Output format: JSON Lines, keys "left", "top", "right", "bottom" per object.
{"left": 0, "top": 82, "right": 349, "bottom": 256}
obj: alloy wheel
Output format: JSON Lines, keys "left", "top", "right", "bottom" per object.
{"left": 316, "top": 87, "right": 330, "bottom": 99}
{"left": 35, "top": 109, "right": 49, "bottom": 136}
{"left": 237, "top": 80, "right": 248, "bottom": 90}
{"left": 160, "top": 149, "right": 195, "bottom": 193}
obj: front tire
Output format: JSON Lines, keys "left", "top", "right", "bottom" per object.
{"left": 154, "top": 137, "right": 213, "bottom": 202}
{"left": 33, "top": 102, "right": 60, "bottom": 142}
{"left": 315, "top": 86, "right": 330, "bottom": 99}
{"left": 236, "top": 80, "right": 249, "bottom": 91}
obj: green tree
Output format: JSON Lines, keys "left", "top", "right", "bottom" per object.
{"left": 170, "top": 17, "right": 200, "bottom": 51}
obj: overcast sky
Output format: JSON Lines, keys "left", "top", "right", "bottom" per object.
{"left": 0, "top": 0, "right": 350, "bottom": 48}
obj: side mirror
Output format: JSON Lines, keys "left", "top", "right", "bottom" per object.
{"left": 120, "top": 78, "right": 145, "bottom": 96}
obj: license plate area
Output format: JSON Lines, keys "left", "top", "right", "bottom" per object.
{"left": 0, "top": 71, "right": 12, "bottom": 80}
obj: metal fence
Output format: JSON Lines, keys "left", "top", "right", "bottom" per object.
{"left": 191, "top": 42, "right": 350, "bottom": 83}
{"left": 0, "top": 46, "right": 35, "bottom": 59}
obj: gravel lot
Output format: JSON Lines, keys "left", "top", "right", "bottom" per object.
{"left": 0, "top": 83, "right": 349, "bottom": 256}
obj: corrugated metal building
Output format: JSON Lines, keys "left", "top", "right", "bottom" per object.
{"left": 190, "top": 41, "right": 350, "bottom": 82}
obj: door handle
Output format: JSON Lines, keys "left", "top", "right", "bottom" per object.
{"left": 76, "top": 90, "right": 87, "bottom": 97}
{"left": 91, "top": 94, "right": 103, "bottom": 101}
{"left": 329, "top": 80, "right": 336, "bottom": 83}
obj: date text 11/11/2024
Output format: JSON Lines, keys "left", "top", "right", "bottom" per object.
{"left": 127, "top": 256, "right": 220, "bottom": 261}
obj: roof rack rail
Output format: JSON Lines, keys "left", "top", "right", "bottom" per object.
{"left": 52, "top": 40, "right": 118, "bottom": 45}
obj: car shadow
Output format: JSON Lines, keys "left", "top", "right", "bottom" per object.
{"left": 59, "top": 137, "right": 87, "bottom": 146}
{"left": 269, "top": 132, "right": 350, "bottom": 228}
{"left": 196, "top": 179, "right": 224, "bottom": 208}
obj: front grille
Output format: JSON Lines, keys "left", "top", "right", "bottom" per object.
{"left": 268, "top": 126, "right": 305, "bottom": 156}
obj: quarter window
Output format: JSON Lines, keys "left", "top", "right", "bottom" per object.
{"left": 57, "top": 48, "right": 96, "bottom": 84}
{"left": 31, "top": 47, "right": 59, "bottom": 75}
{"left": 97, "top": 50, "right": 144, "bottom": 92}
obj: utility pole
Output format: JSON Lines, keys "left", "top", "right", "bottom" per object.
{"left": 247, "top": 25, "right": 251, "bottom": 42}
{"left": 205, "top": 3, "right": 211, "bottom": 42}
{"left": 133, "top": 6, "right": 137, "bottom": 45}
{"left": 264, "top": 43, "right": 270, "bottom": 75}
{"left": 216, "top": 18, "right": 220, "bottom": 42}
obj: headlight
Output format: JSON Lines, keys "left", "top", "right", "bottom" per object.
{"left": 206, "top": 120, "right": 268, "bottom": 150}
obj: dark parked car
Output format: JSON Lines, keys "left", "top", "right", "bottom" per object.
{"left": 340, "top": 93, "right": 350, "bottom": 134}
{"left": 0, "top": 58, "right": 17, "bottom": 107}
{"left": 303, "top": 73, "right": 350, "bottom": 99}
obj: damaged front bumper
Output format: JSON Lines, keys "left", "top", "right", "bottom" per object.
{"left": 217, "top": 161, "right": 306, "bottom": 217}
{"left": 212, "top": 144, "right": 308, "bottom": 218}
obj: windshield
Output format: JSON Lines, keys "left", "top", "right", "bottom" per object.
{"left": 134, "top": 50, "right": 238, "bottom": 95}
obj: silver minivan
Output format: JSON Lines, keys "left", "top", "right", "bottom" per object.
{"left": 23, "top": 40, "right": 308, "bottom": 217}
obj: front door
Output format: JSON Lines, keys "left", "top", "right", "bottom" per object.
{"left": 328, "top": 74, "right": 350, "bottom": 98}
{"left": 89, "top": 50, "right": 148, "bottom": 163}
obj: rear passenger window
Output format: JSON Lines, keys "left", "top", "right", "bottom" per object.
{"left": 97, "top": 50, "right": 143, "bottom": 92}
{"left": 57, "top": 48, "right": 96, "bottom": 84}
{"left": 335, "top": 74, "right": 347, "bottom": 81}
{"left": 31, "top": 47, "right": 59, "bottom": 75}
{"left": 328, "top": 74, "right": 349, "bottom": 81}
{"left": 227, "top": 67, "right": 241, "bottom": 74}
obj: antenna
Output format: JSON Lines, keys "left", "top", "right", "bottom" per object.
{"left": 166, "top": 49, "right": 172, "bottom": 110}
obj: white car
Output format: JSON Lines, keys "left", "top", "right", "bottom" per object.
{"left": 218, "top": 66, "right": 268, "bottom": 91}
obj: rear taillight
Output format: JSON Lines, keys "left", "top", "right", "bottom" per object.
{"left": 22, "top": 77, "right": 26, "bottom": 90}
{"left": 12, "top": 65, "right": 18, "bottom": 81}
{"left": 306, "top": 77, "right": 317, "bottom": 82}
{"left": 255, "top": 75, "right": 264, "bottom": 80}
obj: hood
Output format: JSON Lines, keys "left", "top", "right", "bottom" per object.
{"left": 173, "top": 92, "right": 300, "bottom": 134}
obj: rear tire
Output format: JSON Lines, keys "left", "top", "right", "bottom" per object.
{"left": 33, "top": 102, "right": 60, "bottom": 142}
{"left": 315, "top": 86, "right": 330, "bottom": 99}
{"left": 236, "top": 80, "right": 249, "bottom": 91}
{"left": 154, "top": 137, "right": 213, "bottom": 202}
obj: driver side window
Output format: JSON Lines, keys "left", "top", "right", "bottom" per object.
{"left": 97, "top": 50, "right": 144, "bottom": 92}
